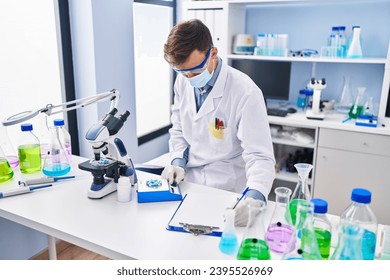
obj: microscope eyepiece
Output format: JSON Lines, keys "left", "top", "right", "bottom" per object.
{"left": 120, "top": 111, "right": 130, "bottom": 122}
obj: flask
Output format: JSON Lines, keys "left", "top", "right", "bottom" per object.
{"left": 265, "top": 187, "right": 294, "bottom": 253}
{"left": 42, "top": 125, "right": 71, "bottom": 176}
{"left": 340, "top": 188, "right": 377, "bottom": 260}
{"left": 36, "top": 114, "right": 51, "bottom": 160}
{"left": 219, "top": 208, "right": 239, "bottom": 255}
{"left": 335, "top": 76, "right": 354, "bottom": 115}
{"left": 348, "top": 87, "right": 366, "bottom": 119}
{"left": 282, "top": 202, "right": 322, "bottom": 260}
{"left": 330, "top": 221, "right": 364, "bottom": 260}
{"left": 117, "top": 176, "right": 132, "bottom": 202}
{"left": 289, "top": 163, "right": 313, "bottom": 228}
{"left": 347, "top": 26, "right": 363, "bottom": 58}
{"left": 311, "top": 198, "right": 332, "bottom": 259}
{"left": 53, "top": 119, "right": 72, "bottom": 161}
{"left": 0, "top": 124, "right": 19, "bottom": 169}
{"left": 17, "top": 123, "right": 41, "bottom": 174}
{"left": 237, "top": 201, "right": 271, "bottom": 260}
{"left": 0, "top": 145, "right": 14, "bottom": 183}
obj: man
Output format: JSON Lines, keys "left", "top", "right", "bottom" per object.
{"left": 161, "top": 19, "right": 275, "bottom": 226}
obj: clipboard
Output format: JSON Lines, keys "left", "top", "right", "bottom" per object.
{"left": 166, "top": 191, "right": 237, "bottom": 237}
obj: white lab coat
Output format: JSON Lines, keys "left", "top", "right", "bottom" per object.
{"left": 169, "top": 59, "right": 275, "bottom": 197}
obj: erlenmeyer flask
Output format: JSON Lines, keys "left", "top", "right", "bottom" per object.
{"left": 265, "top": 187, "right": 294, "bottom": 253}
{"left": 237, "top": 201, "right": 271, "bottom": 260}
{"left": 348, "top": 87, "right": 366, "bottom": 119}
{"left": 330, "top": 221, "right": 364, "bottom": 260}
{"left": 0, "top": 145, "right": 14, "bottom": 183}
{"left": 219, "top": 208, "right": 239, "bottom": 255}
{"left": 0, "top": 124, "right": 19, "bottom": 169}
{"left": 282, "top": 202, "right": 322, "bottom": 260}
{"left": 42, "top": 126, "right": 71, "bottom": 176}
{"left": 36, "top": 114, "right": 51, "bottom": 160}
{"left": 335, "top": 76, "right": 354, "bottom": 115}
{"left": 289, "top": 163, "right": 313, "bottom": 228}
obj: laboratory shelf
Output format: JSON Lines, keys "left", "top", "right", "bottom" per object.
{"left": 227, "top": 54, "right": 387, "bottom": 64}
{"left": 272, "top": 137, "right": 315, "bottom": 149}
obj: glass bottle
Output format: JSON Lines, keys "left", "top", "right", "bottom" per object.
{"left": 340, "top": 188, "right": 377, "bottom": 260}
{"left": 311, "top": 198, "right": 332, "bottom": 259}
{"left": 42, "top": 125, "right": 71, "bottom": 176}
{"left": 53, "top": 119, "right": 72, "bottom": 161}
{"left": 237, "top": 201, "right": 271, "bottom": 260}
{"left": 265, "top": 187, "right": 294, "bottom": 253}
{"left": 330, "top": 221, "right": 364, "bottom": 260}
{"left": 219, "top": 208, "right": 239, "bottom": 255}
{"left": 335, "top": 76, "right": 354, "bottom": 115}
{"left": 282, "top": 202, "right": 322, "bottom": 260}
{"left": 0, "top": 124, "right": 19, "bottom": 169}
{"left": 0, "top": 145, "right": 14, "bottom": 183}
{"left": 17, "top": 123, "right": 41, "bottom": 174}
{"left": 289, "top": 163, "right": 313, "bottom": 228}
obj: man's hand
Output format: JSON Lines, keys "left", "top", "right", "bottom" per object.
{"left": 161, "top": 165, "right": 185, "bottom": 186}
{"left": 234, "top": 197, "right": 263, "bottom": 227}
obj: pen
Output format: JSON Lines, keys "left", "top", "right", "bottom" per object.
{"left": 0, "top": 184, "right": 53, "bottom": 199}
{"left": 232, "top": 186, "right": 250, "bottom": 209}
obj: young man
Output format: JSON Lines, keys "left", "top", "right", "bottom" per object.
{"left": 161, "top": 19, "right": 275, "bottom": 225}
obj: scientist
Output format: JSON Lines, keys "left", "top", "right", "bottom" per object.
{"left": 161, "top": 19, "right": 275, "bottom": 226}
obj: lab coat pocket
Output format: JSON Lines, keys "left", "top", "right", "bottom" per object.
{"left": 209, "top": 123, "right": 233, "bottom": 153}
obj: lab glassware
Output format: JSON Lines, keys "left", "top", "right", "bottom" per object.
{"left": 380, "top": 225, "right": 390, "bottom": 260}
{"left": 329, "top": 221, "right": 364, "bottom": 260}
{"left": 265, "top": 187, "right": 294, "bottom": 253}
{"left": 289, "top": 163, "right": 313, "bottom": 228}
{"left": 340, "top": 188, "right": 377, "bottom": 260}
{"left": 347, "top": 26, "right": 363, "bottom": 58}
{"left": 282, "top": 202, "right": 322, "bottom": 260}
{"left": 0, "top": 145, "right": 14, "bottom": 183}
{"left": 0, "top": 124, "right": 19, "bottom": 169}
{"left": 348, "top": 87, "right": 366, "bottom": 119}
{"left": 335, "top": 76, "right": 354, "bottom": 115}
{"left": 53, "top": 119, "right": 72, "bottom": 161}
{"left": 18, "top": 123, "right": 41, "bottom": 174}
{"left": 42, "top": 126, "right": 71, "bottom": 176}
{"left": 36, "top": 114, "right": 51, "bottom": 160}
{"left": 237, "top": 201, "right": 271, "bottom": 260}
{"left": 219, "top": 208, "right": 239, "bottom": 255}
{"left": 311, "top": 198, "right": 332, "bottom": 259}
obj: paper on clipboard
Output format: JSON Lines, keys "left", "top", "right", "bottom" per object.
{"left": 166, "top": 191, "right": 238, "bottom": 237}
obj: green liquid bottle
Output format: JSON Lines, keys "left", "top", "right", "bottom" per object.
{"left": 311, "top": 198, "right": 332, "bottom": 259}
{"left": 17, "top": 124, "right": 41, "bottom": 174}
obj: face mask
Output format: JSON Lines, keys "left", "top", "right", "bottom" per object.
{"left": 187, "top": 60, "right": 214, "bottom": 88}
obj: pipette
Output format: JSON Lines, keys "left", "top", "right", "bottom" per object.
{"left": 18, "top": 175, "right": 75, "bottom": 186}
{"left": 0, "top": 184, "right": 53, "bottom": 199}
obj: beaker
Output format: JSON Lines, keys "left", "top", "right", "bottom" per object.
{"left": 0, "top": 124, "right": 19, "bottom": 169}
{"left": 219, "top": 208, "right": 239, "bottom": 255}
{"left": 282, "top": 202, "right": 322, "bottom": 260}
{"left": 265, "top": 187, "right": 294, "bottom": 253}
{"left": 42, "top": 126, "right": 71, "bottom": 176}
{"left": 237, "top": 201, "right": 271, "bottom": 260}
{"left": 0, "top": 145, "right": 14, "bottom": 183}
{"left": 348, "top": 87, "right": 366, "bottom": 119}
{"left": 289, "top": 163, "right": 313, "bottom": 228}
{"left": 329, "top": 222, "right": 364, "bottom": 260}
{"left": 335, "top": 76, "right": 354, "bottom": 115}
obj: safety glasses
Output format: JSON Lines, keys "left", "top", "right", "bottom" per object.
{"left": 173, "top": 47, "right": 212, "bottom": 77}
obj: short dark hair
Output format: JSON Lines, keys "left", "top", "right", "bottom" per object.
{"left": 164, "top": 19, "right": 213, "bottom": 66}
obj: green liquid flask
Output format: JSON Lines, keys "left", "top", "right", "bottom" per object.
{"left": 18, "top": 124, "right": 41, "bottom": 174}
{"left": 311, "top": 198, "right": 332, "bottom": 259}
{"left": 0, "top": 145, "right": 14, "bottom": 183}
{"left": 289, "top": 163, "right": 313, "bottom": 228}
{"left": 237, "top": 201, "right": 271, "bottom": 260}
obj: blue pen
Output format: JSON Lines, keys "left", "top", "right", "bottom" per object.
{"left": 232, "top": 186, "right": 250, "bottom": 209}
{"left": 0, "top": 184, "right": 53, "bottom": 199}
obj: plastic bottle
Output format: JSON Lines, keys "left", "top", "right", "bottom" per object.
{"left": 53, "top": 119, "right": 72, "bottom": 161}
{"left": 0, "top": 145, "right": 14, "bottom": 183}
{"left": 347, "top": 26, "right": 363, "bottom": 58}
{"left": 17, "top": 123, "right": 41, "bottom": 174}
{"left": 311, "top": 198, "right": 332, "bottom": 260}
{"left": 219, "top": 208, "right": 239, "bottom": 255}
{"left": 330, "top": 221, "right": 364, "bottom": 260}
{"left": 117, "top": 176, "right": 132, "bottom": 202}
{"left": 340, "top": 188, "right": 377, "bottom": 260}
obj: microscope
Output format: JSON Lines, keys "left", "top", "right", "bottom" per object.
{"left": 78, "top": 108, "right": 137, "bottom": 199}
{"left": 306, "top": 78, "right": 327, "bottom": 120}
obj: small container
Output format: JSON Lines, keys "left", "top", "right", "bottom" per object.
{"left": 17, "top": 123, "right": 41, "bottom": 174}
{"left": 297, "top": 90, "right": 307, "bottom": 109}
{"left": 311, "top": 198, "right": 332, "bottom": 259}
{"left": 117, "top": 176, "right": 132, "bottom": 202}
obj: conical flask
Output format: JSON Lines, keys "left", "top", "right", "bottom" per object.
{"left": 282, "top": 202, "right": 322, "bottom": 260}
{"left": 0, "top": 145, "right": 14, "bottom": 183}
{"left": 289, "top": 163, "right": 313, "bottom": 228}
{"left": 265, "top": 187, "right": 294, "bottom": 253}
{"left": 335, "top": 76, "right": 354, "bottom": 115}
{"left": 219, "top": 208, "right": 239, "bottom": 255}
{"left": 237, "top": 201, "right": 271, "bottom": 260}
{"left": 36, "top": 114, "right": 51, "bottom": 160}
{"left": 330, "top": 221, "right": 364, "bottom": 260}
{"left": 0, "top": 124, "right": 19, "bottom": 169}
{"left": 42, "top": 126, "right": 71, "bottom": 176}
{"left": 348, "top": 87, "right": 366, "bottom": 119}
